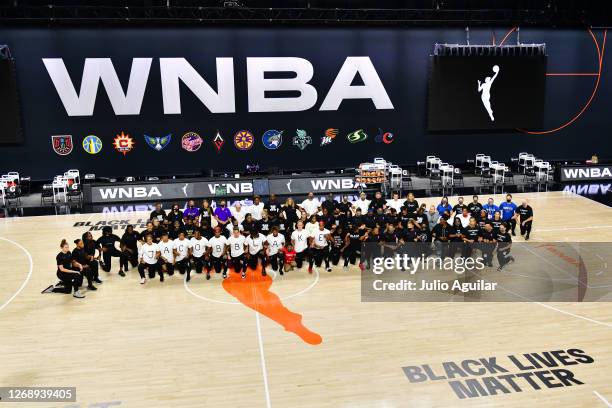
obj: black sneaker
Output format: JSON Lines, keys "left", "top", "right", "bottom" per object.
{"left": 41, "top": 285, "right": 54, "bottom": 294}
{"left": 497, "top": 266, "right": 504, "bottom": 272}
{"left": 511, "top": 231, "right": 516, "bottom": 236}
{"left": 241, "top": 271, "right": 246, "bottom": 279}
{"left": 87, "top": 285, "right": 97, "bottom": 291}
{"left": 160, "top": 274, "right": 165, "bottom": 282}
{"left": 280, "top": 270, "right": 284, "bottom": 275}
{"left": 186, "top": 275, "right": 190, "bottom": 282}
{"left": 206, "top": 273, "right": 211, "bottom": 280}
{"left": 262, "top": 270, "right": 267, "bottom": 276}
{"left": 222, "top": 272, "right": 227, "bottom": 279}
{"left": 119, "top": 270, "right": 126, "bottom": 277}
{"left": 93, "top": 278, "right": 103, "bottom": 284}
{"left": 525, "top": 235, "right": 530, "bottom": 241}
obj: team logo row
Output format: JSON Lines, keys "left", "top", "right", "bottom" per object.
{"left": 51, "top": 128, "right": 394, "bottom": 156}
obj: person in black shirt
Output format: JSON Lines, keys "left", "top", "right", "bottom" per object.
{"left": 328, "top": 226, "right": 346, "bottom": 266}
{"left": 515, "top": 200, "right": 534, "bottom": 240}
{"left": 452, "top": 196, "right": 467, "bottom": 219}
{"left": 480, "top": 223, "right": 496, "bottom": 267}
{"left": 362, "top": 226, "right": 381, "bottom": 270}
{"left": 53, "top": 239, "right": 86, "bottom": 298}
{"left": 167, "top": 204, "right": 184, "bottom": 225}
{"left": 496, "top": 224, "right": 515, "bottom": 271}
{"left": 468, "top": 195, "right": 483, "bottom": 218}
{"left": 385, "top": 208, "right": 399, "bottom": 227}
{"left": 318, "top": 207, "right": 335, "bottom": 230}
{"left": 403, "top": 192, "right": 419, "bottom": 216}
{"left": 257, "top": 211, "right": 273, "bottom": 235}
{"left": 150, "top": 202, "right": 166, "bottom": 222}
{"left": 321, "top": 193, "right": 337, "bottom": 215}
{"left": 336, "top": 195, "right": 352, "bottom": 227}
{"left": 72, "top": 239, "right": 98, "bottom": 290}
{"left": 264, "top": 194, "right": 281, "bottom": 222}
{"left": 77, "top": 235, "right": 102, "bottom": 285}
{"left": 363, "top": 208, "right": 376, "bottom": 229}
{"left": 449, "top": 217, "right": 464, "bottom": 257}
{"left": 199, "top": 199, "right": 214, "bottom": 227}
{"left": 82, "top": 231, "right": 100, "bottom": 263}
{"left": 281, "top": 198, "right": 299, "bottom": 230}
{"left": 369, "top": 191, "right": 387, "bottom": 213}
{"left": 432, "top": 217, "right": 451, "bottom": 258}
{"left": 169, "top": 220, "right": 182, "bottom": 239}
{"left": 120, "top": 225, "right": 140, "bottom": 273}
{"left": 490, "top": 211, "right": 503, "bottom": 235}
{"left": 414, "top": 206, "right": 428, "bottom": 227}
{"left": 343, "top": 225, "right": 365, "bottom": 269}
{"left": 183, "top": 218, "right": 197, "bottom": 239}
{"left": 351, "top": 208, "right": 365, "bottom": 230}
{"left": 374, "top": 207, "right": 387, "bottom": 229}
{"left": 140, "top": 222, "right": 156, "bottom": 242}
{"left": 242, "top": 214, "right": 257, "bottom": 236}
{"left": 97, "top": 226, "right": 124, "bottom": 276}
{"left": 380, "top": 224, "right": 398, "bottom": 257}
{"left": 462, "top": 218, "right": 481, "bottom": 258}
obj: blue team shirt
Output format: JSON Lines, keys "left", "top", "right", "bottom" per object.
{"left": 436, "top": 203, "right": 452, "bottom": 216}
{"left": 498, "top": 201, "right": 517, "bottom": 221}
{"left": 482, "top": 204, "right": 499, "bottom": 219}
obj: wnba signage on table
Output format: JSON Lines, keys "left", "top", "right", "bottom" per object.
{"left": 42, "top": 57, "right": 394, "bottom": 116}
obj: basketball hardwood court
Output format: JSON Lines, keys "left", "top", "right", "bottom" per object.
{"left": 0, "top": 191, "right": 611, "bottom": 407}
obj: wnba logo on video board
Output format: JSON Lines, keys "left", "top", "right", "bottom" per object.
{"left": 82, "top": 135, "right": 102, "bottom": 154}
{"left": 51, "top": 135, "right": 73, "bottom": 155}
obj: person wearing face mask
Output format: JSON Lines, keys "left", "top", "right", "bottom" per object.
{"left": 436, "top": 196, "right": 452, "bottom": 217}
{"left": 321, "top": 193, "right": 337, "bottom": 215}
{"left": 498, "top": 193, "right": 518, "bottom": 236}
{"left": 336, "top": 195, "right": 352, "bottom": 226}
{"left": 515, "top": 200, "right": 534, "bottom": 241}
{"left": 264, "top": 194, "right": 281, "bottom": 222}
{"left": 167, "top": 204, "right": 184, "bottom": 225}
{"left": 183, "top": 199, "right": 200, "bottom": 220}
{"left": 214, "top": 199, "right": 232, "bottom": 228}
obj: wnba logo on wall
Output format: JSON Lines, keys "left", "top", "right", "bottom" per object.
{"left": 347, "top": 129, "right": 367, "bottom": 143}
{"left": 144, "top": 134, "right": 172, "bottom": 151}
{"left": 51, "top": 135, "right": 73, "bottom": 155}
{"left": 321, "top": 128, "right": 338, "bottom": 146}
{"left": 181, "top": 132, "right": 203, "bottom": 152}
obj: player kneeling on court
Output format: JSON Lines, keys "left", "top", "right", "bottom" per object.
{"left": 52, "top": 239, "right": 87, "bottom": 298}
{"left": 72, "top": 238, "right": 100, "bottom": 290}
{"left": 267, "top": 226, "right": 286, "bottom": 275}
{"left": 246, "top": 229, "right": 268, "bottom": 276}
{"left": 495, "top": 224, "right": 515, "bottom": 271}
{"left": 291, "top": 221, "right": 309, "bottom": 272}
{"left": 207, "top": 227, "right": 228, "bottom": 279}
{"left": 189, "top": 229, "right": 208, "bottom": 281}
{"left": 280, "top": 243, "right": 297, "bottom": 274}
{"left": 227, "top": 227, "right": 247, "bottom": 279}
{"left": 173, "top": 231, "right": 191, "bottom": 279}
{"left": 158, "top": 232, "right": 175, "bottom": 277}
{"left": 138, "top": 234, "right": 161, "bottom": 284}
{"left": 309, "top": 221, "right": 332, "bottom": 273}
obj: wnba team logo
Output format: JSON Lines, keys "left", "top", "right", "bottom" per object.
{"left": 262, "top": 130, "right": 283, "bottom": 150}
{"left": 51, "top": 135, "right": 73, "bottom": 155}
{"left": 320, "top": 128, "right": 338, "bottom": 146}
{"left": 181, "top": 132, "right": 203, "bottom": 152}
{"left": 113, "top": 132, "right": 135, "bottom": 156}
{"left": 234, "top": 130, "right": 254, "bottom": 150}
{"left": 374, "top": 128, "right": 394, "bottom": 144}
{"left": 82, "top": 135, "right": 102, "bottom": 154}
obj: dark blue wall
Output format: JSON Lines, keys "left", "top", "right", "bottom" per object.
{"left": 0, "top": 27, "right": 608, "bottom": 180}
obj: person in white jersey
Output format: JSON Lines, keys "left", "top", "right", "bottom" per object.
{"left": 189, "top": 229, "right": 208, "bottom": 280}
{"left": 138, "top": 233, "right": 160, "bottom": 284}
{"left": 246, "top": 229, "right": 268, "bottom": 276}
{"left": 207, "top": 227, "right": 228, "bottom": 279}
{"left": 227, "top": 227, "right": 247, "bottom": 278}
{"left": 173, "top": 231, "right": 191, "bottom": 279}
{"left": 266, "top": 226, "right": 286, "bottom": 275}
{"left": 249, "top": 195, "right": 265, "bottom": 220}
{"left": 387, "top": 191, "right": 404, "bottom": 213}
{"left": 157, "top": 231, "right": 175, "bottom": 277}
{"left": 352, "top": 192, "right": 371, "bottom": 215}
{"left": 291, "top": 220, "right": 310, "bottom": 272}
{"left": 299, "top": 192, "right": 321, "bottom": 217}
{"left": 309, "top": 221, "right": 332, "bottom": 273}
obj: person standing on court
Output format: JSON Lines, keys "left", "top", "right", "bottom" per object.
{"left": 515, "top": 200, "right": 534, "bottom": 240}
{"left": 495, "top": 224, "right": 515, "bottom": 271}
{"left": 499, "top": 194, "right": 518, "bottom": 235}
{"left": 468, "top": 195, "right": 483, "bottom": 218}
{"left": 150, "top": 202, "right": 166, "bottom": 222}
{"left": 482, "top": 198, "right": 499, "bottom": 220}
{"left": 300, "top": 192, "right": 321, "bottom": 218}
{"left": 213, "top": 199, "right": 232, "bottom": 229}
{"left": 403, "top": 192, "right": 419, "bottom": 216}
